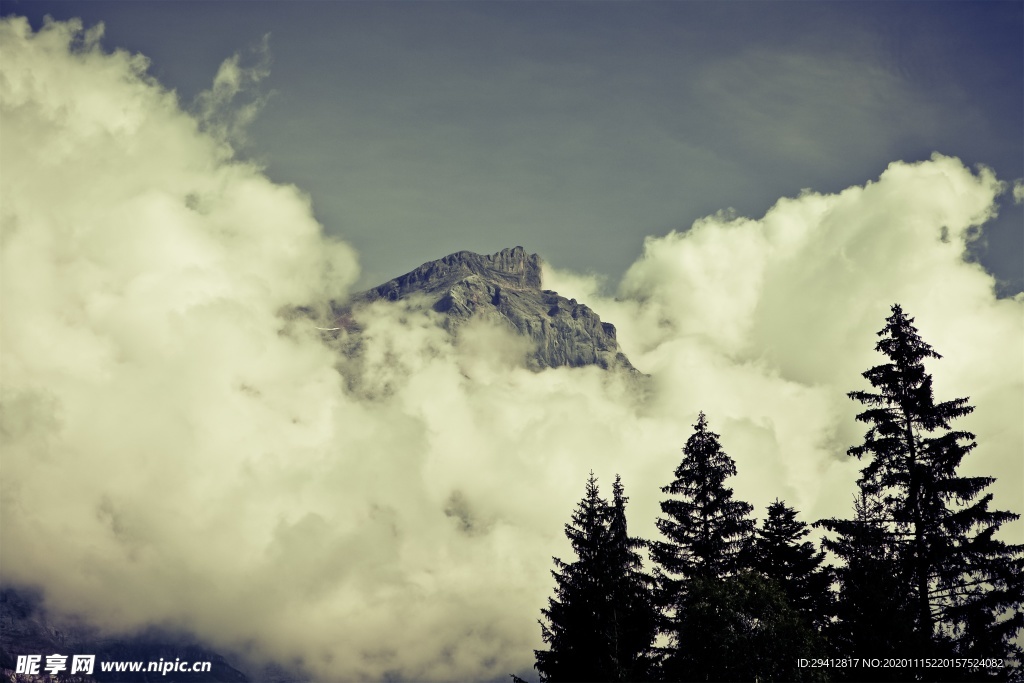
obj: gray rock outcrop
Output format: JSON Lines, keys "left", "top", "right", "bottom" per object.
{"left": 342, "top": 247, "right": 637, "bottom": 373}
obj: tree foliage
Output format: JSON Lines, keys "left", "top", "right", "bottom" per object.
{"left": 753, "top": 499, "right": 831, "bottom": 629}
{"left": 603, "top": 475, "right": 659, "bottom": 681}
{"left": 535, "top": 473, "right": 656, "bottom": 683}
{"left": 821, "top": 304, "right": 1023, "bottom": 676}
{"left": 821, "top": 491, "right": 919, "bottom": 681}
{"left": 650, "top": 412, "right": 756, "bottom": 591}
{"left": 529, "top": 305, "right": 1023, "bottom": 683}
{"left": 650, "top": 412, "right": 760, "bottom": 679}
{"left": 670, "top": 571, "right": 827, "bottom": 682}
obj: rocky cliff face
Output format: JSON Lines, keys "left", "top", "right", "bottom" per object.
{"left": 344, "top": 247, "right": 637, "bottom": 373}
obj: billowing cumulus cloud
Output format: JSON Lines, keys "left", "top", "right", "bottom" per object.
{"left": 548, "top": 156, "right": 1019, "bottom": 528}
{"left": 2, "top": 17, "right": 1021, "bottom": 683}
{"left": 545, "top": 154, "right": 1022, "bottom": 538}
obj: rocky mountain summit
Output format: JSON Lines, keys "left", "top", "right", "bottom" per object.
{"left": 344, "top": 247, "right": 637, "bottom": 373}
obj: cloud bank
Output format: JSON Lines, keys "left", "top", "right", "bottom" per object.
{"left": 2, "top": 17, "right": 1021, "bottom": 682}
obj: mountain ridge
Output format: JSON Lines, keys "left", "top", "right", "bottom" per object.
{"left": 342, "top": 247, "right": 637, "bottom": 373}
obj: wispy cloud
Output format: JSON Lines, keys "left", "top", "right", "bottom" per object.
{"left": 193, "top": 33, "right": 272, "bottom": 149}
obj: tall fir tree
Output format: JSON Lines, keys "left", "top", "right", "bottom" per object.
{"left": 753, "top": 499, "right": 831, "bottom": 629}
{"left": 650, "top": 412, "right": 757, "bottom": 679}
{"left": 822, "top": 304, "right": 1023, "bottom": 677}
{"left": 536, "top": 473, "right": 656, "bottom": 683}
{"left": 536, "top": 472, "right": 610, "bottom": 682}
{"left": 820, "top": 490, "right": 919, "bottom": 682}
{"left": 651, "top": 412, "right": 756, "bottom": 589}
{"left": 602, "top": 475, "right": 659, "bottom": 682}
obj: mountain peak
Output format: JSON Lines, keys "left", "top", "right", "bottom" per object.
{"left": 366, "top": 247, "right": 542, "bottom": 302}
{"left": 342, "top": 248, "right": 637, "bottom": 373}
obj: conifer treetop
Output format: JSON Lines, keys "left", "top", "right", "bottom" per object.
{"left": 652, "top": 411, "right": 755, "bottom": 585}
{"left": 825, "top": 304, "right": 1023, "bottom": 665}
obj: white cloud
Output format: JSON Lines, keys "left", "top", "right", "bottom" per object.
{"left": 549, "top": 152, "right": 1021, "bottom": 538}
{"left": 1, "top": 16, "right": 1021, "bottom": 683}
{"left": 193, "top": 33, "right": 272, "bottom": 149}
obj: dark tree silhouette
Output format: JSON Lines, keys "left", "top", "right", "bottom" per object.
{"left": 821, "top": 304, "right": 1023, "bottom": 678}
{"left": 651, "top": 412, "right": 756, "bottom": 588}
{"left": 821, "top": 491, "right": 919, "bottom": 682}
{"left": 536, "top": 472, "right": 609, "bottom": 682}
{"left": 753, "top": 499, "right": 831, "bottom": 629}
{"left": 602, "top": 475, "right": 659, "bottom": 682}
{"left": 650, "top": 412, "right": 757, "bottom": 679}
{"left": 535, "top": 472, "right": 656, "bottom": 682}
{"left": 672, "top": 571, "right": 827, "bottom": 682}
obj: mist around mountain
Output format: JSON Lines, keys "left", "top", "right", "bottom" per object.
{"left": 337, "top": 246, "right": 639, "bottom": 374}
{"left": 2, "top": 245, "right": 642, "bottom": 681}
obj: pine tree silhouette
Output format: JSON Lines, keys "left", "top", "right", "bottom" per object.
{"left": 650, "top": 412, "right": 757, "bottom": 679}
{"left": 753, "top": 499, "right": 831, "bottom": 629}
{"left": 536, "top": 473, "right": 656, "bottom": 682}
{"left": 603, "top": 475, "right": 658, "bottom": 682}
{"left": 821, "top": 490, "right": 918, "bottom": 681}
{"left": 536, "top": 472, "right": 609, "bottom": 682}
{"left": 822, "top": 304, "right": 1023, "bottom": 679}
{"left": 651, "top": 412, "right": 756, "bottom": 590}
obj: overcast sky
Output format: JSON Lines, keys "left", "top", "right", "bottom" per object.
{"left": 6, "top": 1, "right": 1023, "bottom": 292}
{"left": 1, "top": 4, "right": 1022, "bottom": 682}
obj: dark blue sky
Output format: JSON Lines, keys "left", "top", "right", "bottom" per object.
{"left": 6, "top": 1, "right": 1022, "bottom": 293}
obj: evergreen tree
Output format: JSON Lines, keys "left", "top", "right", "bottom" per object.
{"left": 673, "top": 571, "right": 827, "bottom": 682}
{"left": 753, "top": 499, "right": 831, "bottom": 629}
{"left": 536, "top": 472, "right": 610, "bottom": 682}
{"left": 651, "top": 412, "right": 756, "bottom": 588}
{"left": 603, "top": 475, "right": 659, "bottom": 682}
{"left": 650, "top": 412, "right": 757, "bottom": 679}
{"left": 536, "top": 473, "right": 657, "bottom": 682}
{"left": 820, "top": 491, "right": 918, "bottom": 681}
{"left": 822, "top": 304, "right": 1023, "bottom": 675}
